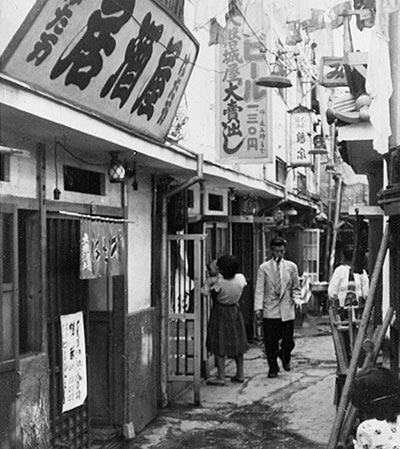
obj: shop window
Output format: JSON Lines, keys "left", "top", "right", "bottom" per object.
{"left": 0, "top": 154, "right": 10, "bottom": 181}
{"left": 276, "top": 158, "right": 287, "bottom": 184}
{"left": 297, "top": 172, "right": 307, "bottom": 194}
{"left": 63, "top": 165, "right": 105, "bottom": 195}
{"left": 205, "top": 223, "right": 228, "bottom": 261}
{"left": 187, "top": 189, "right": 194, "bottom": 208}
{"left": 303, "top": 229, "right": 320, "bottom": 282}
{"left": 208, "top": 193, "right": 224, "bottom": 212}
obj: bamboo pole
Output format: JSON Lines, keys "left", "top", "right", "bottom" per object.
{"left": 327, "top": 223, "right": 390, "bottom": 449}
{"left": 338, "top": 306, "right": 395, "bottom": 446}
{"left": 329, "top": 177, "right": 343, "bottom": 280}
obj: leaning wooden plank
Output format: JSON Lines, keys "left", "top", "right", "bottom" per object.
{"left": 327, "top": 223, "right": 390, "bottom": 449}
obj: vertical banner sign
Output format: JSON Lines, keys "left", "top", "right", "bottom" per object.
{"left": 0, "top": 0, "right": 199, "bottom": 142}
{"left": 217, "top": 7, "right": 272, "bottom": 163}
{"left": 289, "top": 106, "right": 313, "bottom": 167}
{"left": 80, "top": 219, "right": 125, "bottom": 279}
{"left": 61, "top": 311, "right": 87, "bottom": 413}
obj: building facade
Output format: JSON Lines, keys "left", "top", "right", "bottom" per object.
{"left": 0, "top": 1, "right": 323, "bottom": 447}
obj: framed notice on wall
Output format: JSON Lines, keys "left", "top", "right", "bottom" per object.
{"left": 60, "top": 311, "right": 87, "bottom": 413}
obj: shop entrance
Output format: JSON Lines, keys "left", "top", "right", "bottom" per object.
{"left": 47, "top": 215, "right": 125, "bottom": 447}
{"left": 167, "top": 234, "right": 206, "bottom": 404}
{"left": 47, "top": 217, "right": 90, "bottom": 448}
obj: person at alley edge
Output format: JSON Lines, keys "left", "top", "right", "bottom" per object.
{"left": 254, "top": 237, "right": 301, "bottom": 378}
{"left": 206, "top": 255, "right": 248, "bottom": 385}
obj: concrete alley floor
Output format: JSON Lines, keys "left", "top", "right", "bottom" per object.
{"left": 90, "top": 314, "right": 336, "bottom": 449}
{"left": 117, "top": 314, "right": 337, "bottom": 449}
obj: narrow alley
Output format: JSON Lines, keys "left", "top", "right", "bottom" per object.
{"left": 104, "top": 314, "right": 336, "bottom": 449}
{"left": 4, "top": 1, "right": 399, "bottom": 448}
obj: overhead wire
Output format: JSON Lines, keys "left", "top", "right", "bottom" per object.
{"left": 109, "top": 0, "right": 242, "bottom": 75}
{"left": 55, "top": 139, "right": 108, "bottom": 167}
{"left": 108, "top": 0, "right": 316, "bottom": 110}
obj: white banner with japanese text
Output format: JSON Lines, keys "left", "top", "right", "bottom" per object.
{"left": 61, "top": 311, "right": 87, "bottom": 413}
{"left": 289, "top": 106, "right": 313, "bottom": 167}
{"left": 80, "top": 219, "right": 125, "bottom": 279}
{"left": 216, "top": 6, "right": 272, "bottom": 164}
{"left": 0, "top": 0, "right": 198, "bottom": 142}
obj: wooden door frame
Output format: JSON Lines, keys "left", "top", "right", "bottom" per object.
{"left": 0, "top": 203, "right": 21, "bottom": 449}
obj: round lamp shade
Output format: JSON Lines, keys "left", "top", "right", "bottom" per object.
{"left": 108, "top": 153, "right": 126, "bottom": 183}
{"left": 256, "top": 72, "right": 293, "bottom": 88}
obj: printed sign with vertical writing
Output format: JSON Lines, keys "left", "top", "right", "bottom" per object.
{"left": 289, "top": 106, "right": 313, "bottom": 167}
{"left": 216, "top": 5, "right": 272, "bottom": 164}
{"left": 60, "top": 311, "right": 87, "bottom": 413}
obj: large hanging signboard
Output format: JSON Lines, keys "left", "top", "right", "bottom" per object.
{"left": 216, "top": 9, "right": 272, "bottom": 164}
{"left": 0, "top": 0, "right": 199, "bottom": 142}
{"left": 80, "top": 219, "right": 125, "bottom": 279}
{"left": 60, "top": 311, "right": 87, "bottom": 413}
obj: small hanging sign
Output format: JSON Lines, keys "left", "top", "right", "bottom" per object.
{"left": 319, "top": 57, "right": 348, "bottom": 87}
{"left": 80, "top": 218, "right": 125, "bottom": 279}
{"left": 289, "top": 105, "right": 313, "bottom": 167}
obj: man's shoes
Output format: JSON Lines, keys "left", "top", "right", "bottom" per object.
{"left": 268, "top": 371, "right": 278, "bottom": 378}
{"left": 282, "top": 363, "right": 291, "bottom": 371}
{"left": 278, "top": 351, "right": 291, "bottom": 371}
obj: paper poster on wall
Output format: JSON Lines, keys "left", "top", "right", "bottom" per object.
{"left": 61, "top": 311, "right": 87, "bottom": 413}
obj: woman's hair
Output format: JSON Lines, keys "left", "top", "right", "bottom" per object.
{"left": 350, "top": 366, "right": 400, "bottom": 423}
{"left": 216, "top": 255, "right": 239, "bottom": 280}
{"left": 207, "top": 260, "right": 219, "bottom": 277}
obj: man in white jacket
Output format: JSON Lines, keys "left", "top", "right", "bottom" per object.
{"left": 254, "top": 237, "right": 301, "bottom": 378}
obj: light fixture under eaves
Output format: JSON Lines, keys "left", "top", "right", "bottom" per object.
{"left": 108, "top": 152, "right": 126, "bottom": 183}
{"left": 309, "top": 135, "right": 328, "bottom": 156}
{"left": 256, "top": 71, "right": 292, "bottom": 88}
{"left": 256, "top": 58, "right": 292, "bottom": 89}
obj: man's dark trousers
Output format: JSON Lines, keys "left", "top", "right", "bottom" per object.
{"left": 263, "top": 318, "right": 295, "bottom": 373}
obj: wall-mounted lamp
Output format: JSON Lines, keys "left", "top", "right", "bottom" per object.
{"left": 315, "top": 210, "right": 328, "bottom": 223}
{"left": 325, "top": 163, "right": 341, "bottom": 177}
{"left": 108, "top": 152, "right": 126, "bottom": 183}
{"left": 285, "top": 206, "right": 298, "bottom": 217}
{"left": 309, "top": 135, "right": 328, "bottom": 156}
{"left": 108, "top": 151, "right": 139, "bottom": 190}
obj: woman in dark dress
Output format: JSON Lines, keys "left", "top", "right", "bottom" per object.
{"left": 206, "top": 255, "right": 248, "bottom": 385}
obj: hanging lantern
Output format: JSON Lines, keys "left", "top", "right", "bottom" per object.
{"left": 256, "top": 56, "right": 292, "bottom": 89}
{"left": 108, "top": 152, "right": 126, "bottom": 183}
{"left": 309, "top": 134, "right": 328, "bottom": 156}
